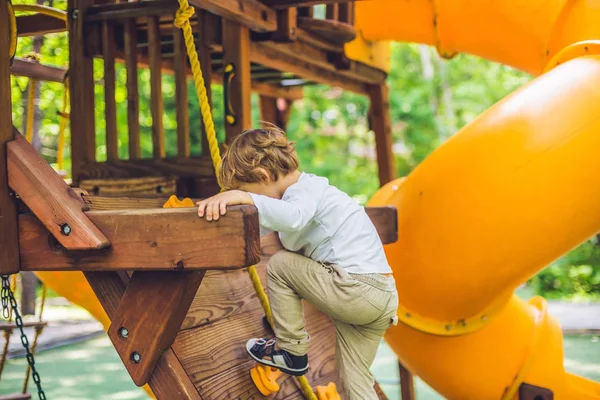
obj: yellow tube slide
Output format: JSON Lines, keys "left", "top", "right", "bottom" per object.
{"left": 360, "top": 0, "right": 600, "bottom": 398}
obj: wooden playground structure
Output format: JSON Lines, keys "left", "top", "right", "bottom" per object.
{"left": 0, "top": 0, "right": 410, "bottom": 399}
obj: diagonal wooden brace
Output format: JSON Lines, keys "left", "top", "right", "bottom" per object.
{"left": 107, "top": 270, "right": 205, "bottom": 386}
{"left": 7, "top": 128, "right": 109, "bottom": 250}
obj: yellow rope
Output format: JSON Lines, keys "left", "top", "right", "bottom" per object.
{"left": 174, "top": 4, "right": 316, "bottom": 399}
{"left": 23, "top": 53, "right": 41, "bottom": 143}
{"left": 57, "top": 76, "right": 70, "bottom": 170}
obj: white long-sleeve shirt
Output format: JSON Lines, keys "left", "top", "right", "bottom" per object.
{"left": 249, "top": 173, "right": 392, "bottom": 274}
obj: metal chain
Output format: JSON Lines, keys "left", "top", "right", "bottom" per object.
{"left": 1, "top": 275, "right": 47, "bottom": 400}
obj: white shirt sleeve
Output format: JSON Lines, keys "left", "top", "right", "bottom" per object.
{"left": 249, "top": 187, "right": 320, "bottom": 233}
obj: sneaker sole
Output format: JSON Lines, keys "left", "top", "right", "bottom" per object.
{"left": 245, "top": 341, "right": 308, "bottom": 377}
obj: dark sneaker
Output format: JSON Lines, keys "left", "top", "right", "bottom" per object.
{"left": 246, "top": 338, "right": 309, "bottom": 376}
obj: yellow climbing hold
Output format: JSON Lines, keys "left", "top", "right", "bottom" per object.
{"left": 316, "top": 382, "right": 341, "bottom": 400}
{"left": 250, "top": 364, "right": 283, "bottom": 396}
{"left": 162, "top": 195, "right": 195, "bottom": 208}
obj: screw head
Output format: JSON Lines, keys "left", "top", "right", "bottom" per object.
{"left": 61, "top": 224, "right": 71, "bottom": 236}
{"left": 445, "top": 324, "right": 452, "bottom": 331}
{"left": 131, "top": 352, "right": 141, "bottom": 363}
{"left": 119, "top": 327, "right": 129, "bottom": 338}
{"left": 72, "top": 9, "right": 79, "bottom": 19}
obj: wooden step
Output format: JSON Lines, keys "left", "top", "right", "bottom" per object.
{"left": 0, "top": 393, "right": 32, "bottom": 400}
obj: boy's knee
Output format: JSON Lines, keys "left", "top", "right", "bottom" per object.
{"left": 267, "top": 250, "right": 292, "bottom": 277}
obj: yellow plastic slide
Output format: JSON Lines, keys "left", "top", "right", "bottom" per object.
{"left": 357, "top": 0, "right": 600, "bottom": 399}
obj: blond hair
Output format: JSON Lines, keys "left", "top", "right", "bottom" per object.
{"left": 219, "top": 124, "right": 299, "bottom": 190}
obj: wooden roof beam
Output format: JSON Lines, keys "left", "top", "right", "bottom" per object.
{"left": 10, "top": 57, "right": 67, "bottom": 83}
{"left": 261, "top": 0, "right": 363, "bottom": 9}
{"left": 189, "top": 0, "right": 277, "bottom": 32}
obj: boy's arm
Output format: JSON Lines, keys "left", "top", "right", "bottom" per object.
{"left": 249, "top": 189, "right": 319, "bottom": 233}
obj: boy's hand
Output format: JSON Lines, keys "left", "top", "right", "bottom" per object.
{"left": 197, "top": 190, "right": 254, "bottom": 221}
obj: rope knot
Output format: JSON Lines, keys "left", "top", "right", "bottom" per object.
{"left": 174, "top": 5, "right": 195, "bottom": 28}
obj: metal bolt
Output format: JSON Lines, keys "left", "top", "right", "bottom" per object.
{"left": 72, "top": 9, "right": 79, "bottom": 19}
{"left": 61, "top": 224, "right": 71, "bottom": 236}
{"left": 481, "top": 315, "right": 487, "bottom": 322}
{"left": 131, "top": 352, "right": 141, "bottom": 363}
{"left": 119, "top": 327, "right": 129, "bottom": 338}
{"left": 404, "top": 312, "right": 411, "bottom": 318}
{"left": 445, "top": 324, "right": 452, "bottom": 331}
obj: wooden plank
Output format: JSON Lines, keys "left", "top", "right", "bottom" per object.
{"left": 262, "top": 0, "right": 360, "bottom": 9}
{"left": 87, "top": 0, "right": 177, "bottom": 22}
{"left": 16, "top": 14, "right": 66, "bottom": 36}
{"left": 399, "top": 362, "right": 415, "bottom": 400}
{"left": 222, "top": 21, "right": 252, "bottom": 142}
{"left": 368, "top": 84, "right": 396, "bottom": 186}
{"left": 102, "top": 21, "right": 119, "bottom": 161}
{"left": 173, "top": 27, "right": 190, "bottom": 158}
{"left": 147, "top": 16, "right": 165, "bottom": 159}
{"left": 8, "top": 131, "right": 110, "bottom": 251}
{"left": 259, "top": 96, "right": 294, "bottom": 130}
{"left": 326, "top": 3, "right": 339, "bottom": 20}
{"left": 69, "top": 0, "right": 96, "bottom": 183}
{"left": 189, "top": 0, "right": 277, "bottom": 33}
{"left": 108, "top": 270, "right": 205, "bottom": 386}
{"left": 79, "top": 156, "right": 215, "bottom": 180}
{"left": 272, "top": 7, "right": 298, "bottom": 42}
{"left": 338, "top": 2, "right": 354, "bottom": 24}
{"left": 124, "top": 19, "right": 141, "bottom": 160}
{"left": 84, "top": 271, "right": 202, "bottom": 399}
{"left": 0, "top": 394, "right": 32, "bottom": 400}
{"left": 79, "top": 176, "right": 177, "bottom": 197}
{"left": 10, "top": 58, "right": 67, "bottom": 83}
{"left": 19, "top": 206, "right": 261, "bottom": 271}
{"left": 0, "top": 0, "right": 20, "bottom": 275}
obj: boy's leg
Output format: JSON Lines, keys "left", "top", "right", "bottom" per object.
{"left": 266, "top": 250, "right": 397, "bottom": 357}
{"left": 333, "top": 320, "right": 385, "bottom": 400}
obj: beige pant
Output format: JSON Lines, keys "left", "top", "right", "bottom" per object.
{"left": 267, "top": 250, "right": 398, "bottom": 400}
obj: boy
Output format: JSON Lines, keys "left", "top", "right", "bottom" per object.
{"left": 197, "top": 126, "right": 398, "bottom": 400}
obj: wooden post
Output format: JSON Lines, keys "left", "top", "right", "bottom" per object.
{"left": 272, "top": 8, "right": 298, "bottom": 42}
{"left": 259, "top": 96, "right": 293, "bottom": 130}
{"left": 0, "top": 0, "right": 20, "bottom": 275}
{"left": 173, "top": 27, "right": 190, "bottom": 158}
{"left": 124, "top": 19, "right": 141, "bottom": 160}
{"left": 102, "top": 21, "right": 118, "bottom": 161}
{"left": 147, "top": 16, "right": 165, "bottom": 159}
{"left": 368, "top": 84, "right": 396, "bottom": 186}
{"left": 222, "top": 20, "right": 252, "bottom": 142}
{"left": 399, "top": 362, "right": 416, "bottom": 400}
{"left": 69, "top": 0, "right": 96, "bottom": 184}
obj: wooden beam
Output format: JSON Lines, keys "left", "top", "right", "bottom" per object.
{"left": 108, "top": 270, "right": 205, "bottom": 386}
{"left": 69, "top": 0, "right": 96, "bottom": 183}
{"left": 8, "top": 131, "right": 110, "bottom": 251}
{"left": 272, "top": 7, "right": 298, "bottom": 42}
{"left": 86, "top": 1, "right": 177, "bottom": 22}
{"left": 148, "top": 16, "right": 165, "bottom": 159}
{"left": 79, "top": 156, "right": 215, "bottom": 180}
{"left": 84, "top": 271, "right": 202, "bottom": 399}
{"left": 189, "top": 0, "right": 277, "bottom": 33}
{"left": 10, "top": 58, "right": 67, "bottom": 83}
{"left": 124, "top": 19, "right": 141, "bottom": 160}
{"left": 262, "top": 0, "right": 361, "bottom": 9}
{"left": 222, "top": 21, "right": 252, "bottom": 142}
{"left": 326, "top": 3, "right": 339, "bottom": 20}
{"left": 80, "top": 195, "right": 398, "bottom": 244}
{"left": 0, "top": 1, "right": 19, "bottom": 275}
{"left": 16, "top": 14, "right": 66, "bottom": 36}
{"left": 173, "top": 27, "right": 190, "bottom": 158}
{"left": 399, "top": 362, "right": 416, "bottom": 400}
{"left": 102, "top": 21, "right": 118, "bottom": 161}
{"left": 79, "top": 176, "right": 177, "bottom": 197}
{"left": 368, "top": 84, "right": 396, "bottom": 186}
{"left": 251, "top": 41, "right": 369, "bottom": 94}
{"left": 19, "top": 206, "right": 261, "bottom": 271}
{"left": 259, "top": 96, "right": 294, "bottom": 130}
